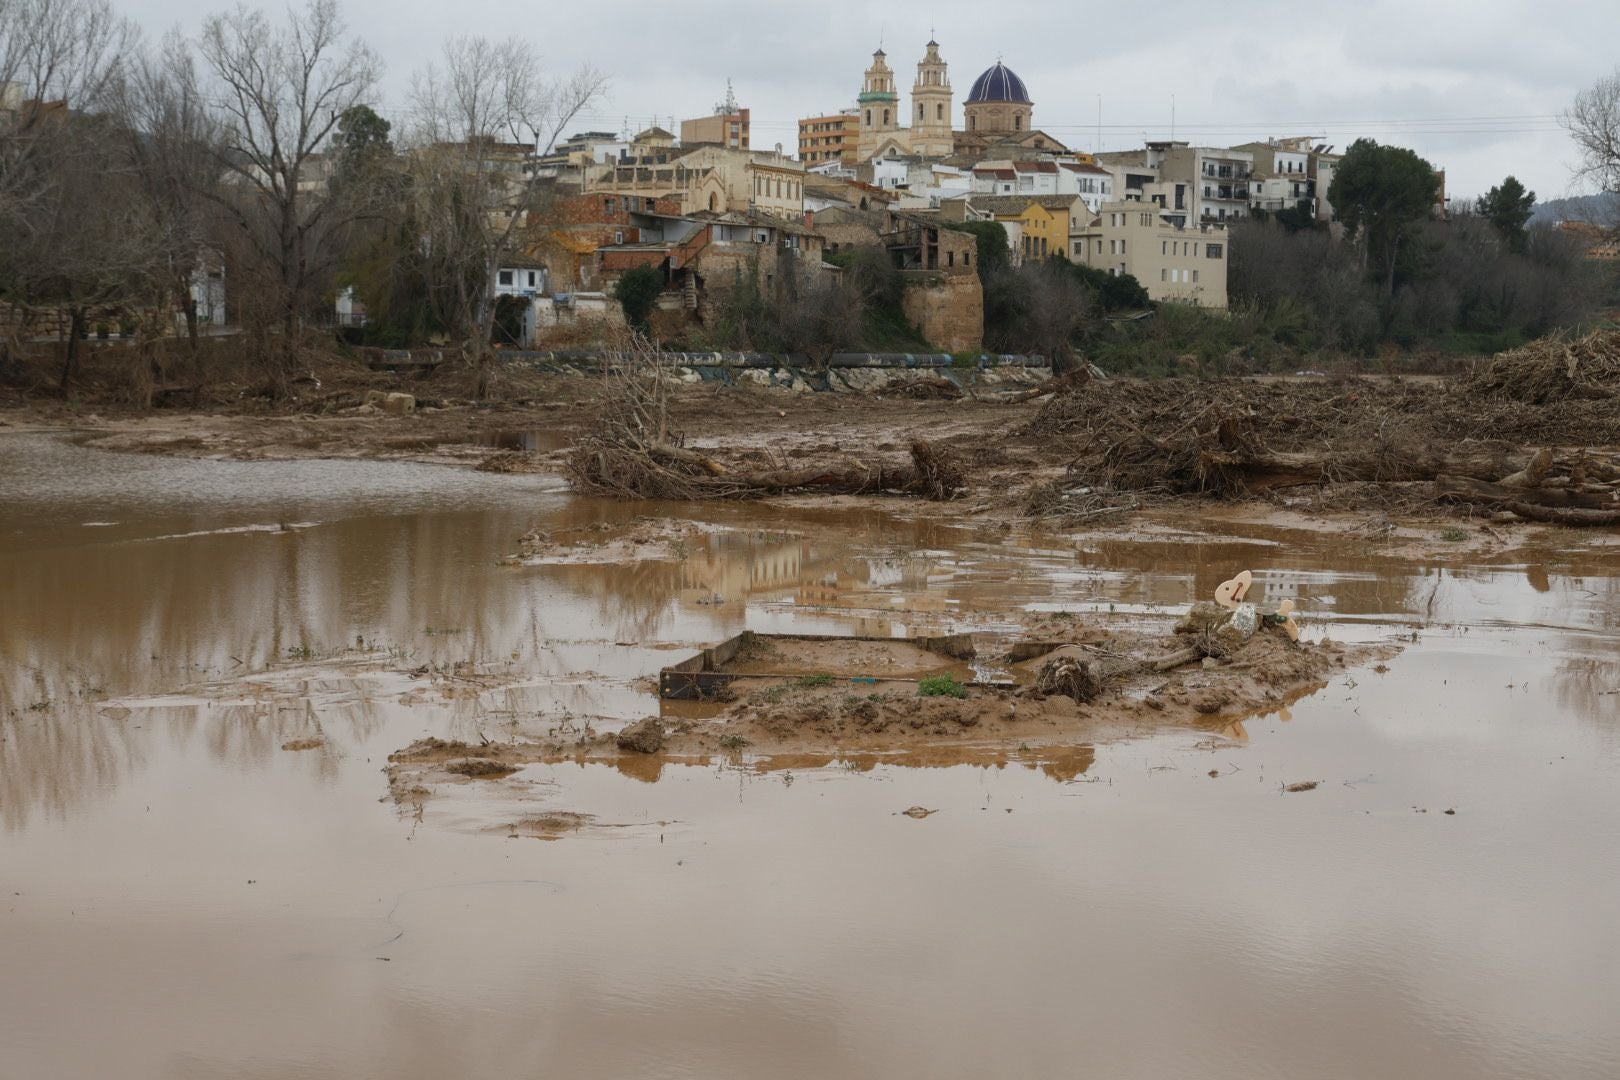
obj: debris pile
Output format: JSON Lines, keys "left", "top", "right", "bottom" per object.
{"left": 1463, "top": 330, "right": 1620, "bottom": 404}
{"left": 1016, "top": 335, "right": 1620, "bottom": 524}
{"left": 566, "top": 338, "right": 964, "bottom": 501}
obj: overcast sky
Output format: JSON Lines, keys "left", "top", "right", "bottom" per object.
{"left": 123, "top": 0, "right": 1619, "bottom": 201}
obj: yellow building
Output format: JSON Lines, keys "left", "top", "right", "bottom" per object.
{"left": 953, "top": 194, "right": 1081, "bottom": 262}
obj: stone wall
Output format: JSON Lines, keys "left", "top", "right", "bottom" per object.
{"left": 901, "top": 273, "right": 983, "bottom": 353}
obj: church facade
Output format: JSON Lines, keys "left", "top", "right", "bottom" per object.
{"left": 850, "top": 42, "right": 1065, "bottom": 164}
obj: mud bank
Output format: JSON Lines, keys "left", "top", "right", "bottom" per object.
{"left": 384, "top": 610, "right": 1398, "bottom": 806}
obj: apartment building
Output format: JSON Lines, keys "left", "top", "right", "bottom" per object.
{"left": 1098, "top": 141, "right": 1254, "bottom": 223}
{"left": 1070, "top": 202, "right": 1229, "bottom": 308}
{"left": 681, "top": 95, "right": 750, "bottom": 151}
{"left": 1236, "top": 138, "right": 1313, "bottom": 214}
{"left": 799, "top": 111, "right": 859, "bottom": 166}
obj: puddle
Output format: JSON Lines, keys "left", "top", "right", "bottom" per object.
{"left": 3, "top": 431, "right": 1620, "bottom": 1079}
{"left": 465, "top": 428, "right": 571, "bottom": 453}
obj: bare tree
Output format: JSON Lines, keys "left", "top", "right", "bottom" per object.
{"left": 1565, "top": 68, "right": 1620, "bottom": 200}
{"left": 110, "top": 32, "right": 223, "bottom": 350}
{"left": 0, "top": 0, "right": 137, "bottom": 363}
{"left": 0, "top": 0, "right": 134, "bottom": 211}
{"left": 195, "top": 0, "right": 379, "bottom": 391}
{"left": 408, "top": 38, "right": 604, "bottom": 397}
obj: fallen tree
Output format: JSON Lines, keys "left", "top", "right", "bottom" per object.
{"left": 565, "top": 337, "right": 965, "bottom": 501}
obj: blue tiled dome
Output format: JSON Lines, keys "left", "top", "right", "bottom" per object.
{"left": 966, "top": 62, "right": 1030, "bottom": 104}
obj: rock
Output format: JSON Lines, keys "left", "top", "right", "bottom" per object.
{"left": 616, "top": 717, "right": 665, "bottom": 754}
{"left": 1284, "top": 780, "right": 1318, "bottom": 793}
{"left": 383, "top": 392, "right": 416, "bottom": 415}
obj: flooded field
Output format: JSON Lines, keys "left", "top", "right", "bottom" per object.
{"left": 4, "top": 430, "right": 1620, "bottom": 1079}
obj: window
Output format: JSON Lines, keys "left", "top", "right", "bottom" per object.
{"left": 1014, "top": 114, "right": 1021, "bottom": 131}
{"left": 1120, "top": 239, "right": 1126, "bottom": 254}
{"left": 527, "top": 272, "right": 537, "bottom": 287}
{"left": 919, "top": 103, "right": 924, "bottom": 119}
{"left": 937, "top": 104, "right": 944, "bottom": 120}
{"left": 964, "top": 252, "right": 971, "bottom": 265}
{"left": 1161, "top": 268, "right": 1167, "bottom": 282}
{"left": 866, "top": 109, "right": 872, "bottom": 126}
{"left": 1192, "top": 269, "right": 1199, "bottom": 283}
{"left": 883, "top": 109, "right": 890, "bottom": 125}
{"left": 948, "top": 251, "right": 955, "bottom": 267}
{"left": 1161, "top": 240, "right": 1167, "bottom": 255}
{"left": 613, "top": 231, "right": 624, "bottom": 245}
{"left": 1206, "top": 243, "right": 1223, "bottom": 258}
{"left": 498, "top": 270, "right": 512, "bottom": 286}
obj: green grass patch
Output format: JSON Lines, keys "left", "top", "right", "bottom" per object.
{"left": 791, "top": 674, "right": 835, "bottom": 689}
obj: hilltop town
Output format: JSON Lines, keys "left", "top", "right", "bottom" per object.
{"left": 5, "top": 6, "right": 1615, "bottom": 392}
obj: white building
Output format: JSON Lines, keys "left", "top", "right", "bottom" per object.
{"left": 969, "top": 159, "right": 1114, "bottom": 212}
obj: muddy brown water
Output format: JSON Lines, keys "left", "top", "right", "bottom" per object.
{"left": 3, "top": 430, "right": 1620, "bottom": 1079}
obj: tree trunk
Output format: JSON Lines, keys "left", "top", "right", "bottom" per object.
{"left": 1433, "top": 475, "right": 1620, "bottom": 512}
{"left": 1198, "top": 443, "right": 1533, "bottom": 491}
{"left": 59, "top": 307, "right": 85, "bottom": 393}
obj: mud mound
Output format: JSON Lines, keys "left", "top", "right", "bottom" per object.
{"left": 476, "top": 450, "right": 549, "bottom": 473}
{"left": 886, "top": 375, "right": 964, "bottom": 401}
{"left": 1464, "top": 330, "right": 1620, "bottom": 404}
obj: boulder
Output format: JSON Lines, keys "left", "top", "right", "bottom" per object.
{"left": 382, "top": 392, "right": 416, "bottom": 415}
{"left": 615, "top": 717, "right": 665, "bottom": 754}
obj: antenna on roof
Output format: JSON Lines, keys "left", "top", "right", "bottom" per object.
{"left": 715, "top": 79, "right": 738, "bottom": 115}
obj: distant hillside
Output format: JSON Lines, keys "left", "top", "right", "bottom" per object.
{"left": 1532, "top": 192, "right": 1620, "bottom": 225}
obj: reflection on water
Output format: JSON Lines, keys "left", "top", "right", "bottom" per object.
{"left": 4, "top": 432, "right": 1620, "bottom": 1079}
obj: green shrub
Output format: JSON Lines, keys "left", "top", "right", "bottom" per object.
{"left": 917, "top": 674, "right": 969, "bottom": 699}
{"left": 613, "top": 264, "right": 665, "bottom": 334}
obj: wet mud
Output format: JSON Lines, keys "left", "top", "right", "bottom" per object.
{"left": 5, "top": 430, "right": 1620, "bottom": 1080}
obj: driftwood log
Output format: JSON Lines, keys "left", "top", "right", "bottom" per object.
{"left": 1199, "top": 443, "right": 1539, "bottom": 490}
{"left": 642, "top": 440, "right": 960, "bottom": 497}
{"left": 1198, "top": 441, "right": 1620, "bottom": 528}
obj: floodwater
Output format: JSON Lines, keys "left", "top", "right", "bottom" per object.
{"left": 3, "top": 430, "right": 1620, "bottom": 1080}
